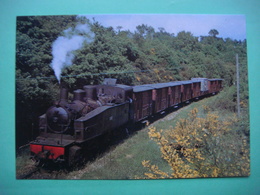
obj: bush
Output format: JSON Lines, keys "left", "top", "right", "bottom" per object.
{"left": 141, "top": 107, "right": 250, "bottom": 179}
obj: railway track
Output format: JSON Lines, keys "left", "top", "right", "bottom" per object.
{"left": 17, "top": 165, "right": 70, "bottom": 179}
{"left": 17, "top": 166, "right": 39, "bottom": 179}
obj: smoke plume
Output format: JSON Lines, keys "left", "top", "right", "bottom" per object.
{"left": 50, "top": 23, "right": 94, "bottom": 83}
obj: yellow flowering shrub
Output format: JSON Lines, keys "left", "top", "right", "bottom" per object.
{"left": 141, "top": 107, "right": 250, "bottom": 179}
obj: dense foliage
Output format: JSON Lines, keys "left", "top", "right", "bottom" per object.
{"left": 16, "top": 15, "right": 248, "bottom": 147}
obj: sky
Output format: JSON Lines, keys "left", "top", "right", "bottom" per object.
{"left": 82, "top": 14, "right": 246, "bottom": 40}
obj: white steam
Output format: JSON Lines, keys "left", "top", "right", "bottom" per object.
{"left": 50, "top": 23, "right": 94, "bottom": 83}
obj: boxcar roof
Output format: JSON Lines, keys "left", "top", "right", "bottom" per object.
{"left": 133, "top": 85, "right": 154, "bottom": 92}
{"left": 208, "top": 78, "right": 223, "bottom": 81}
{"left": 141, "top": 82, "right": 178, "bottom": 89}
{"left": 134, "top": 81, "right": 185, "bottom": 92}
{"left": 178, "top": 80, "right": 193, "bottom": 84}
{"left": 191, "top": 78, "right": 208, "bottom": 80}
{"left": 142, "top": 83, "right": 172, "bottom": 89}
{"left": 164, "top": 81, "right": 183, "bottom": 86}
{"left": 190, "top": 80, "right": 201, "bottom": 83}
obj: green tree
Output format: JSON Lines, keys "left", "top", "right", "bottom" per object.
{"left": 16, "top": 15, "right": 78, "bottom": 147}
{"left": 208, "top": 29, "right": 219, "bottom": 37}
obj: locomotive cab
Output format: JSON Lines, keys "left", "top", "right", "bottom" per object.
{"left": 74, "top": 79, "right": 133, "bottom": 141}
{"left": 96, "top": 78, "right": 133, "bottom": 105}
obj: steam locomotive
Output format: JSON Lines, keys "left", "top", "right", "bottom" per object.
{"left": 30, "top": 78, "right": 222, "bottom": 166}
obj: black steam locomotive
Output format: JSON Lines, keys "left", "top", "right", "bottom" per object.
{"left": 30, "top": 78, "right": 222, "bottom": 166}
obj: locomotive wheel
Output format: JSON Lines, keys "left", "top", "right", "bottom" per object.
{"left": 68, "top": 146, "right": 83, "bottom": 167}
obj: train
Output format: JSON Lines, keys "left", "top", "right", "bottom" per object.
{"left": 30, "top": 78, "right": 223, "bottom": 166}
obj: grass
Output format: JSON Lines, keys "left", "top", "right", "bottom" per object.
{"left": 16, "top": 146, "right": 37, "bottom": 178}
{"left": 72, "top": 129, "right": 171, "bottom": 179}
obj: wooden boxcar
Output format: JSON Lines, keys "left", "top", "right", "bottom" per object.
{"left": 180, "top": 81, "right": 193, "bottom": 102}
{"left": 208, "top": 79, "right": 223, "bottom": 94}
{"left": 143, "top": 83, "right": 171, "bottom": 114}
{"left": 191, "top": 80, "right": 201, "bottom": 99}
{"left": 167, "top": 82, "right": 182, "bottom": 107}
{"left": 132, "top": 86, "right": 153, "bottom": 122}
